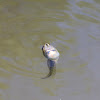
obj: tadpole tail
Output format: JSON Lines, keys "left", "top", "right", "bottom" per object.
{"left": 41, "top": 59, "right": 56, "bottom": 79}
{"left": 41, "top": 66, "right": 56, "bottom": 79}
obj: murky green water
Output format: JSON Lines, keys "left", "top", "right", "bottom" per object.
{"left": 0, "top": 0, "right": 100, "bottom": 100}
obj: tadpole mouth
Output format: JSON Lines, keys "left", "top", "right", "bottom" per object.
{"left": 42, "top": 46, "right": 44, "bottom": 51}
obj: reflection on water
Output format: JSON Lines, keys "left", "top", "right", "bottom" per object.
{"left": 0, "top": 0, "right": 100, "bottom": 100}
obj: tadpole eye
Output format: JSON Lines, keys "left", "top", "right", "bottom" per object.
{"left": 45, "top": 43, "right": 50, "bottom": 46}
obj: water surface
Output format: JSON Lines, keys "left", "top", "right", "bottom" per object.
{"left": 0, "top": 0, "right": 100, "bottom": 100}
